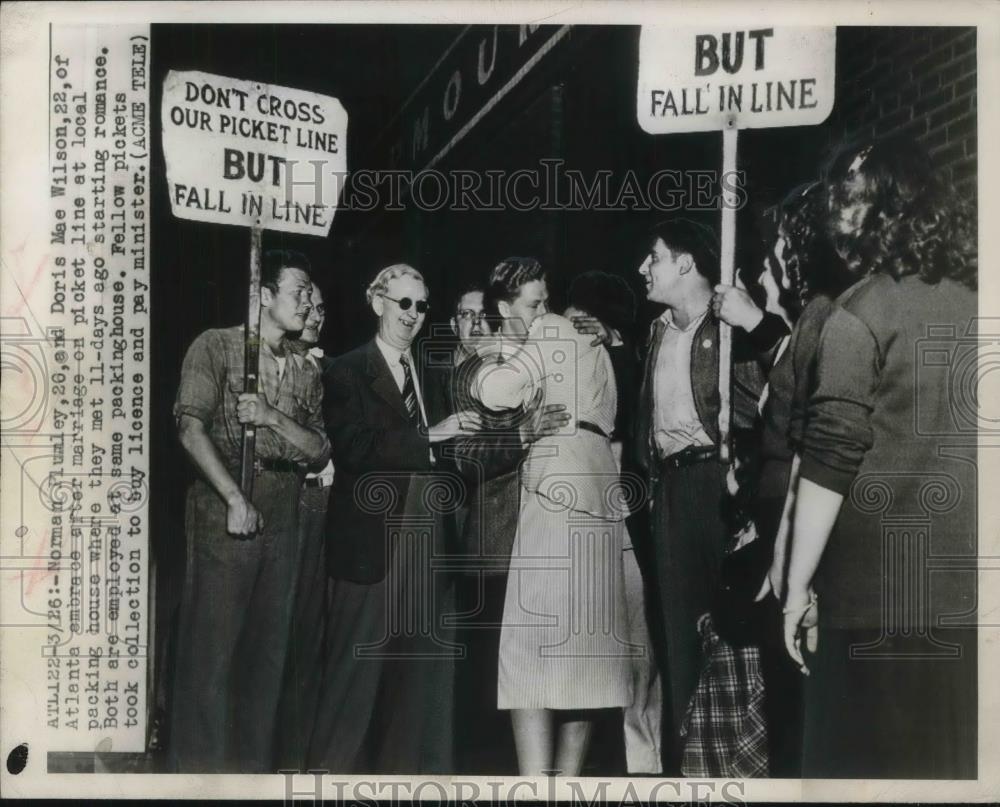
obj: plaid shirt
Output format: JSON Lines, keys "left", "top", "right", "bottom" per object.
{"left": 174, "top": 325, "right": 328, "bottom": 468}
{"left": 679, "top": 613, "right": 769, "bottom": 778}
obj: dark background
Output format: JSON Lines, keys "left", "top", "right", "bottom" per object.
{"left": 147, "top": 24, "right": 977, "bottom": 770}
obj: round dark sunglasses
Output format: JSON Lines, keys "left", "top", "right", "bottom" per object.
{"left": 382, "top": 294, "right": 430, "bottom": 314}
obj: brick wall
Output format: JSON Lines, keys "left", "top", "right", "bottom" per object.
{"left": 830, "top": 26, "right": 977, "bottom": 196}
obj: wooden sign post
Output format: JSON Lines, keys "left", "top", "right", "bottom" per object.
{"left": 717, "top": 121, "right": 738, "bottom": 462}
{"left": 240, "top": 225, "right": 263, "bottom": 495}
{"left": 637, "top": 26, "right": 836, "bottom": 463}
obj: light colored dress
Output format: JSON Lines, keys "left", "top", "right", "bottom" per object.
{"left": 476, "top": 314, "right": 638, "bottom": 710}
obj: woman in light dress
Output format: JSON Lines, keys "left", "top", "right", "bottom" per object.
{"left": 474, "top": 286, "right": 640, "bottom": 776}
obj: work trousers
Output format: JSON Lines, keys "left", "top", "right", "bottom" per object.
{"left": 307, "top": 474, "right": 457, "bottom": 774}
{"left": 274, "top": 483, "right": 331, "bottom": 771}
{"left": 170, "top": 471, "right": 301, "bottom": 773}
{"left": 649, "top": 460, "right": 728, "bottom": 754}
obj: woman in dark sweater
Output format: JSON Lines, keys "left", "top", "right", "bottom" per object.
{"left": 742, "top": 182, "right": 853, "bottom": 777}
{"left": 754, "top": 182, "right": 853, "bottom": 602}
{"left": 783, "top": 136, "right": 978, "bottom": 778}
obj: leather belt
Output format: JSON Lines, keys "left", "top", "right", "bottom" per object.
{"left": 577, "top": 420, "right": 609, "bottom": 439}
{"left": 659, "top": 444, "right": 717, "bottom": 469}
{"left": 303, "top": 475, "right": 333, "bottom": 489}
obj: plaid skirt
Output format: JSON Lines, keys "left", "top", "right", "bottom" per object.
{"left": 680, "top": 613, "right": 769, "bottom": 778}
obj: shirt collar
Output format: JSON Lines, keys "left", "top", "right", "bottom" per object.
{"left": 308, "top": 346, "right": 325, "bottom": 359}
{"left": 260, "top": 338, "right": 288, "bottom": 361}
{"left": 659, "top": 306, "right": 709, "bottom": 333}
{"left": 375, "top": 335, "right": 411, "bottom": 368}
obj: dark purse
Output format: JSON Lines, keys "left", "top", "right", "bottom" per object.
{"left": 713, "top": 525, "right": 771, "bottom": 645}
{"left": 712, "top": 434, "right": 771, "bottom": 645}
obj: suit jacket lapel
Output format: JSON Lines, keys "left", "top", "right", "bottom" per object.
{"left": 365, "top": 340, "right": 410, "bottom": 421}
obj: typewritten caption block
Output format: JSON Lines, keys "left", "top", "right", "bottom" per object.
{"left": 27, "top": 23, "right": 151, "bottom": 754}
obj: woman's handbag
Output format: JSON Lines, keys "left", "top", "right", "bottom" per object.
{"left": 713, "top": 522, "right": 771, "bottom": 645}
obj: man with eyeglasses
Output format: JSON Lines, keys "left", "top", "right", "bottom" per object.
{"left": 308, "top": 263, "right": 481, "bottom": 774}
{"left": 449, "top": 282, "right": 488, "bottom": 366}
{"left": 170, "top": 250, "right": 330, "bottom": 773}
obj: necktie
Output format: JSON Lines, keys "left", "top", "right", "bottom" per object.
{"left": 399, "top": 354, "right": 418, "bottom": 423}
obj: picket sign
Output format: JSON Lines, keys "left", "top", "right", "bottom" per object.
{"left": 637, "top": 27, "right": 835, "bottom": 461}
{"left": 162, "top": 70, "right": 348, "bottom": 493}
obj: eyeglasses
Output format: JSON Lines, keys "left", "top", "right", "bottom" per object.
{"left": 381, "top": 294, "right": 430, "bottom": 314}
{"left": 455, "top": 310, "right": 486, "bottom": 322}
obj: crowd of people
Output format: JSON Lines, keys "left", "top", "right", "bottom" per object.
{"left": 167, "top": 134, "right": 978, "bottom": 779}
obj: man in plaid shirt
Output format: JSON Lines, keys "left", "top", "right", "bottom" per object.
{"left": 170, "top": 250, "right": 329, "bottom": 773}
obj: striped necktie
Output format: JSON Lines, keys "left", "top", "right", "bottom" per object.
{"left": 399, "top": 354, "right": 418, "bottom": 423}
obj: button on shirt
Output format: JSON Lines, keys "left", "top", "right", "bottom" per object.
{"left": 653, "top": 308, "right": 714, "bottom": 458}
{"left": 173, "top": 325, "right": 328, "bottom": 468}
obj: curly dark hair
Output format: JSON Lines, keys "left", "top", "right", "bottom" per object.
{"left": 823, "top": 135, "right": 977, "bottom": 290}
{"left": 761, "top": 182, "right": 852, "bottom": 318}
{"left": 648, "top": 217, "right": 721, "bottom": 286}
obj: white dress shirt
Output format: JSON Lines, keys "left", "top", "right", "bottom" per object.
{"left": 375, "top": 335, "right": 429, "bottom": 427}
{"left": 652, "top": 308, "right": 714, "bottom": 458}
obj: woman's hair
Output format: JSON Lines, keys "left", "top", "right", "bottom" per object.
{"left": 566, "top": 271, "right": 636, "bottom": 336}
{"left": 761, "top": 182, "right": 852, "bottom": 317}
{"left": 822, "top": 135, "right": 977, "bottom": 290}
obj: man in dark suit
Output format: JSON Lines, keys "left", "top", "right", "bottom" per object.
{"left": 307, "top": 264, "right": 480, "bottom": 775}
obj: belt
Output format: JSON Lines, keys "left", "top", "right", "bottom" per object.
{"left": 659, "top": 444, "right": 717, "bottom": 469}
{"left": 577, "top": 420, "right": 609, "bottom": 439}
{"left": 303, "top": 475, "right": 333, "bottom": 489}
{"left": 254, "top": 458, "right": 302, "bottom": 474}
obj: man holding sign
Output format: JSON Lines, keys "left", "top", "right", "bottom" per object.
{"left": 170, "top": 250, "right": 329, "bottom": 773}
{"left": 634, "top": 219, "right": 784, "bottom": 765}
{"left": 635, "top": 25, "right": 834, "bottom": 770}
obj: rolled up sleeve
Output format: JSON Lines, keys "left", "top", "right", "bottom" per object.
{"left": 799, "top": 307, "right": 879, "bottom": 495}
{"left": 173, "top": 330, "right": 223, "bottom": 425}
